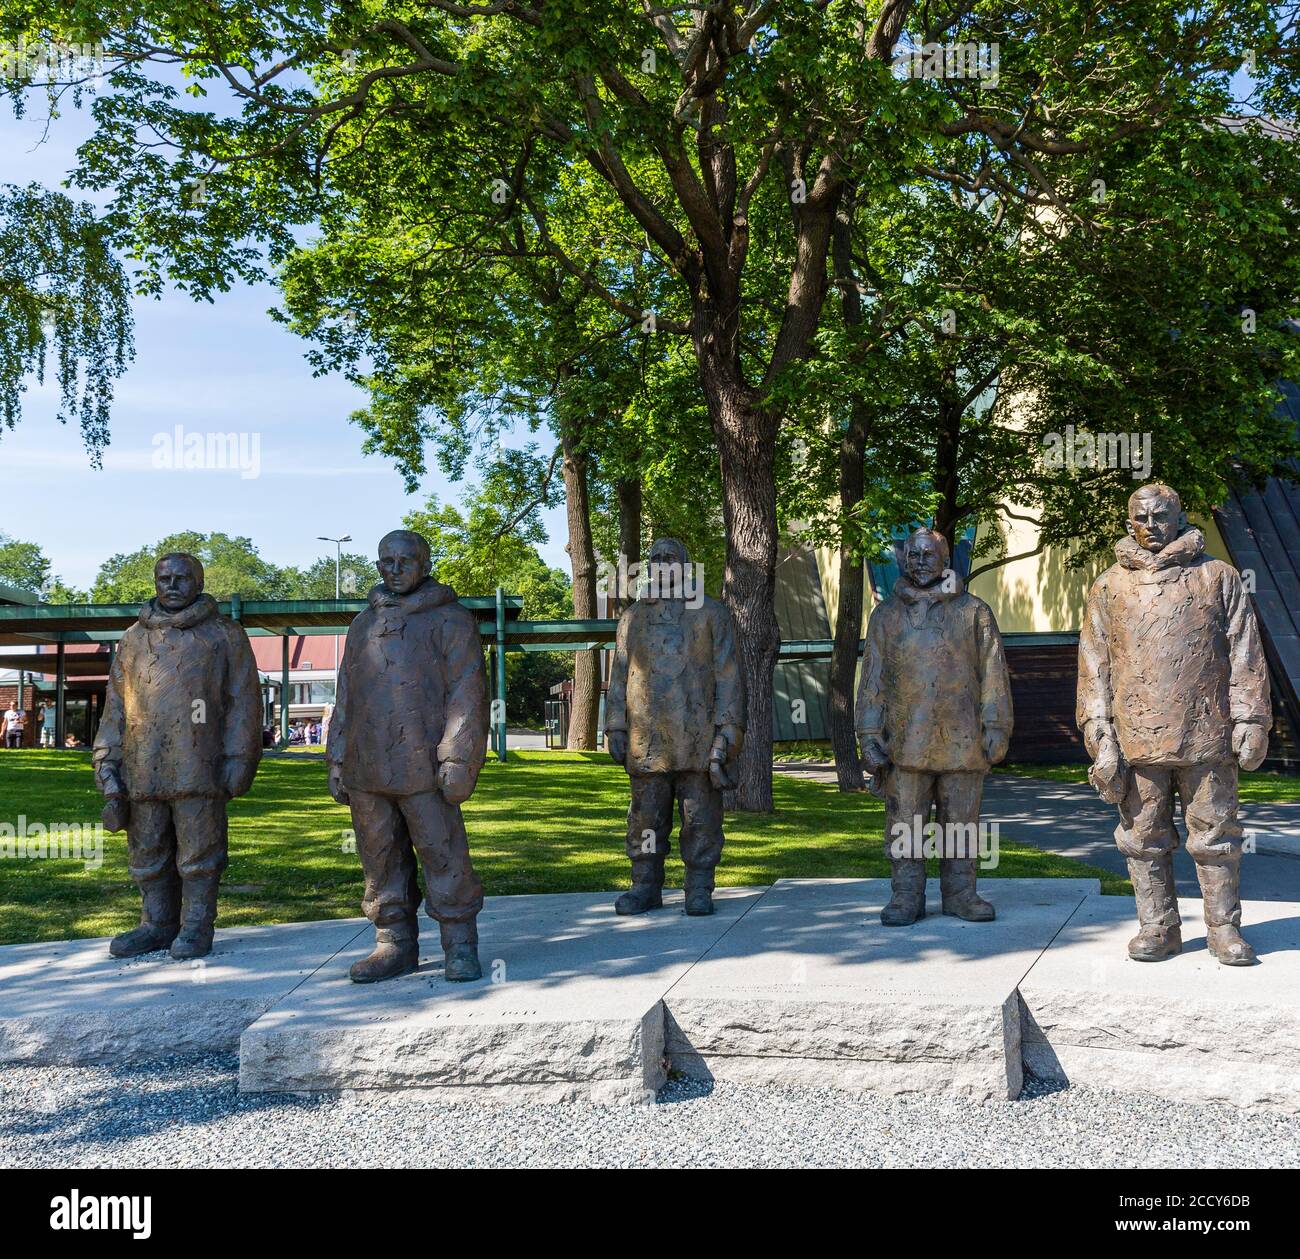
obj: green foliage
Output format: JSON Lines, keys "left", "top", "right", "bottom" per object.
{"left": 6, "top": 1, "right": 1300, "bottom": 665}
{"left": 781, "top": 107, "right": 1300, "bottom": 571}
{"left": 0, "top": 531, "right": 85, "bottom": 599}
{"left": 281, "top": 551, "right": 374, "bottom": 599}
{"left": 90, "top": 531, "right": 292, "bottom": 601}
{"left": 0, "top": 531, "right": 50, "bottom": 593}
{"left": 0, "top": 183, "right": 133, "bottom": 459}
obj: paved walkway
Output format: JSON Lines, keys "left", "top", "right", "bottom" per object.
{"left": 775, "top": 763, "right": 1300, "bottom": 902}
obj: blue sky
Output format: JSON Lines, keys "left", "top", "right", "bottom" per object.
{"left": 0, "top": 93, "right": 570, "bottom": 592}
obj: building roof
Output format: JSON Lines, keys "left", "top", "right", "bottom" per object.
{"left": 0, "top": 581, "right": 39, "bottom": 607}
{"left": 0, "top": 594, "right": 526, "bottom": 647}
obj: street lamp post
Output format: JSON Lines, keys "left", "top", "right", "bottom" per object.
{"left": 317, "top": 533, "right": 352, "bottom": 689}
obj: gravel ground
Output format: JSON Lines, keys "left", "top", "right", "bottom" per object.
{"left": 2, "top": 1055, "right": 1299, "bottom": 1169}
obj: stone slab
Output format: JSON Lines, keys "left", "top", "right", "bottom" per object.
{"left": 0, "top": 918, "right": 370, "bottom": 1065}
{"left": 664, "top": 877, "right": 1099, "bottom": 1101}
{"left": 238, "top": 888, "right": 766, "bottom": 1103}
{"left": 1018, "top": 894, "right": 1300, "bottom": 1112}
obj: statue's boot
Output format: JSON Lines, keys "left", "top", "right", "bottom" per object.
{"left": 170, "top": 875, "right": 221, "bottom": 960}
{"left": 350, "top": 919, "right": 419, "bottom": 983}
{"left": 1126, "top": 856, "right": 1182, "bottom": 961}
{"left": 441, "top": 920, "right": 482, "bottom": 982}
{"left": 683, "top": 867, "right": 715, "bottom": 917}
{"left": 1197, "top": 862, "right": 1257, "bottom": 967}
{"left": 880, "top": 858, "right": 926, "bottom": 926}
{"left": 615, "top": 859, "right": 664, "bottom": 916}
{"left": 940, "top": 857, "right": 996, "bottom": 922}
{"left": 110, "top": 876, "right": 180, "bottom": 958}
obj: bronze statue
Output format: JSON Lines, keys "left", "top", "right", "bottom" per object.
{"left": 856, "top": 528, "right": 1013, "bottom": 926}
{"left": 1078, "top": 483, "right": 1271, "bottom": 965}
{"left": 604, "top": 537, "right": 745, "bottom": 916}
{"left": 328, "top": 530, "right": 489, "bottom": 983}
{"left": 93, "top": 553, "right": 261, "bottom": 959}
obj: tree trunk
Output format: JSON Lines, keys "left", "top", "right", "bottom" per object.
{"left": 613, "top": 476, "right": 642, "bottom": 615}
{"left": 562, "top": 431, "right": 601, "bottom": 750}
{"left": 829, "top": 193, "right": 867, "bottom": 791}
{"left": 830, "top": 421, "right": 868, "bottom": 791}
{"left": 708, "top": 377, "right": 780, "bottom": 813}
{"left": 933, "top": 400, "right": 963, "bottom": 554}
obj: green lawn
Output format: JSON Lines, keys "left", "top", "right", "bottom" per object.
{"left": 994, "top": 762, "right": 1300, "bottom": 802}
{"left": 0, "top": 749, "right": 1126, "bottom": 945}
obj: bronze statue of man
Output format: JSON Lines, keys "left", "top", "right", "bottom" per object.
{"left": 328, "top": 530, "right": 489, "bottom": 983}
{"left": 93, "top": 553, "right": 262, "bottom": 959}
{"left": 856, "top": 527, "right": 1013, "bottom": 926}
{"left": 604, "top": 537, "right": 745, "bottom": 917}
{"left": 1078, "top": 483, "right": 1271, "bottom": 965}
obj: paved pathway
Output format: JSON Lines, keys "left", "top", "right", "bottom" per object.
{"left": 775, "top": 763, "right": 1300, "bottom": 902}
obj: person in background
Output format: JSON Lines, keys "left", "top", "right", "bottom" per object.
{"left": 2, "top": 704, "right": 25, "bottom": 748}
{"left": 40, "top": 703, "right": 55, "bottom": 748}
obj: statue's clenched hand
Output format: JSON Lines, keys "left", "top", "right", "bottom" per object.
{"left": 981, "top": 724, "right": 1010, "bottom": 765}
{"left": 1233, "top": 722, "right": 1269, "bottom": 772}
{"left": 436, "top": 759, "right": 475, "bottom": 805}
{"left": 1088, "top": 732, "right": 1129, "bottom": 804}
{"left": 222, "top": 757, "right": 256, "bottom": 800}
{"left": 606, "top": 729, "right": 628, "bottom": 768}
{"left": 858, "top": 736, "right": 889, "bottom": 778}
{"left": 327, "top": 764, "right": 350, "bottom": 806}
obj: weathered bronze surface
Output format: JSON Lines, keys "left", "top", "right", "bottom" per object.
{"left": 93, "top": 553, "right": 262, "bottom": 960}
{"left": 328, "top": 530, "right": 489, "bottom": 983}
{"left": 855, "top": 528, "right": 1013, "bottom": 926}
{"left": 604, "top": 537, "right": 746, "bottom": 917}
{"left": 1078, "top": 483, "right": 1271, "bottom": 965}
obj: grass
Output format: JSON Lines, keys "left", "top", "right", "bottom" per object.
{"left": 772, "top": 739, "right": 834, "bottom": 762}
{"left": 0, "top": 749, "right": 1127, "bottom": 946}
{"left": 994, "top": 762, "right": 1300, "bottom": 802}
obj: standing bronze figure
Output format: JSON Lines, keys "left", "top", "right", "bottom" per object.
{"left": 605, "top": 537, "right": 746, "bottom": 916}
{"left": 1078, "top": 484, "right": 1271, "bottom": 965}
{"left": 93, "top": 553, "right": 262, "bottom": 959}
{"left": 856, "top": 528, "right": 1013, "bottom": 926}
{"left": 328, "top": 530, "right": 489, "bottom": 983}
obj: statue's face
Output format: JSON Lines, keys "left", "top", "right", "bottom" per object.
{"left": 154, "top": 557, "right": 201, "bottom": 612}
{"left": 1128, "top": 493, "right": 1181, "bottom": 552}
{"left": 904, "top": 535, "right": 945, "bottom": 588}
{"left": 377, "top": 539, "right": 428, "bottom": 595}
{"left": 646, "top": 540, "right": 688, "bottom": 600}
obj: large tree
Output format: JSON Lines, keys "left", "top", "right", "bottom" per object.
{"left": 9, "top": 1, "right": 1299, "bottom": 806}
{"left": 784, "top": 108, "right": 1300, "bottom": 788}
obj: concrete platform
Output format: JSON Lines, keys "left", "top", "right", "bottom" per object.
{"left": 0, "top": 918, "right": 369, "bottom": 1065}
{"left": 238, "top": 888, "right": 765, "bottom": 1103}
{"left": 664, "top": 878, "right": 1098, "bottom": 1101}
{"left": 1019, "top": 895, "right": 1300, "bottom": 1113}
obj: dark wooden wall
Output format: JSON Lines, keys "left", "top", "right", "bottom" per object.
{"left": 1004, "top": 643, "right": 1087, "bottom": 764}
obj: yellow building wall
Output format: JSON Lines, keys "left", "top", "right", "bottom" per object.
{"left": 814, "top": 513, "right": 1232, "bottom": 636}
{"left": 968, "top": 511, "right": 1232, "bottom": 634}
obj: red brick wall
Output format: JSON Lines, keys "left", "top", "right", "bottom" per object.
{"left": 0, "top": 686, "right": 39, "bottom": 747}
